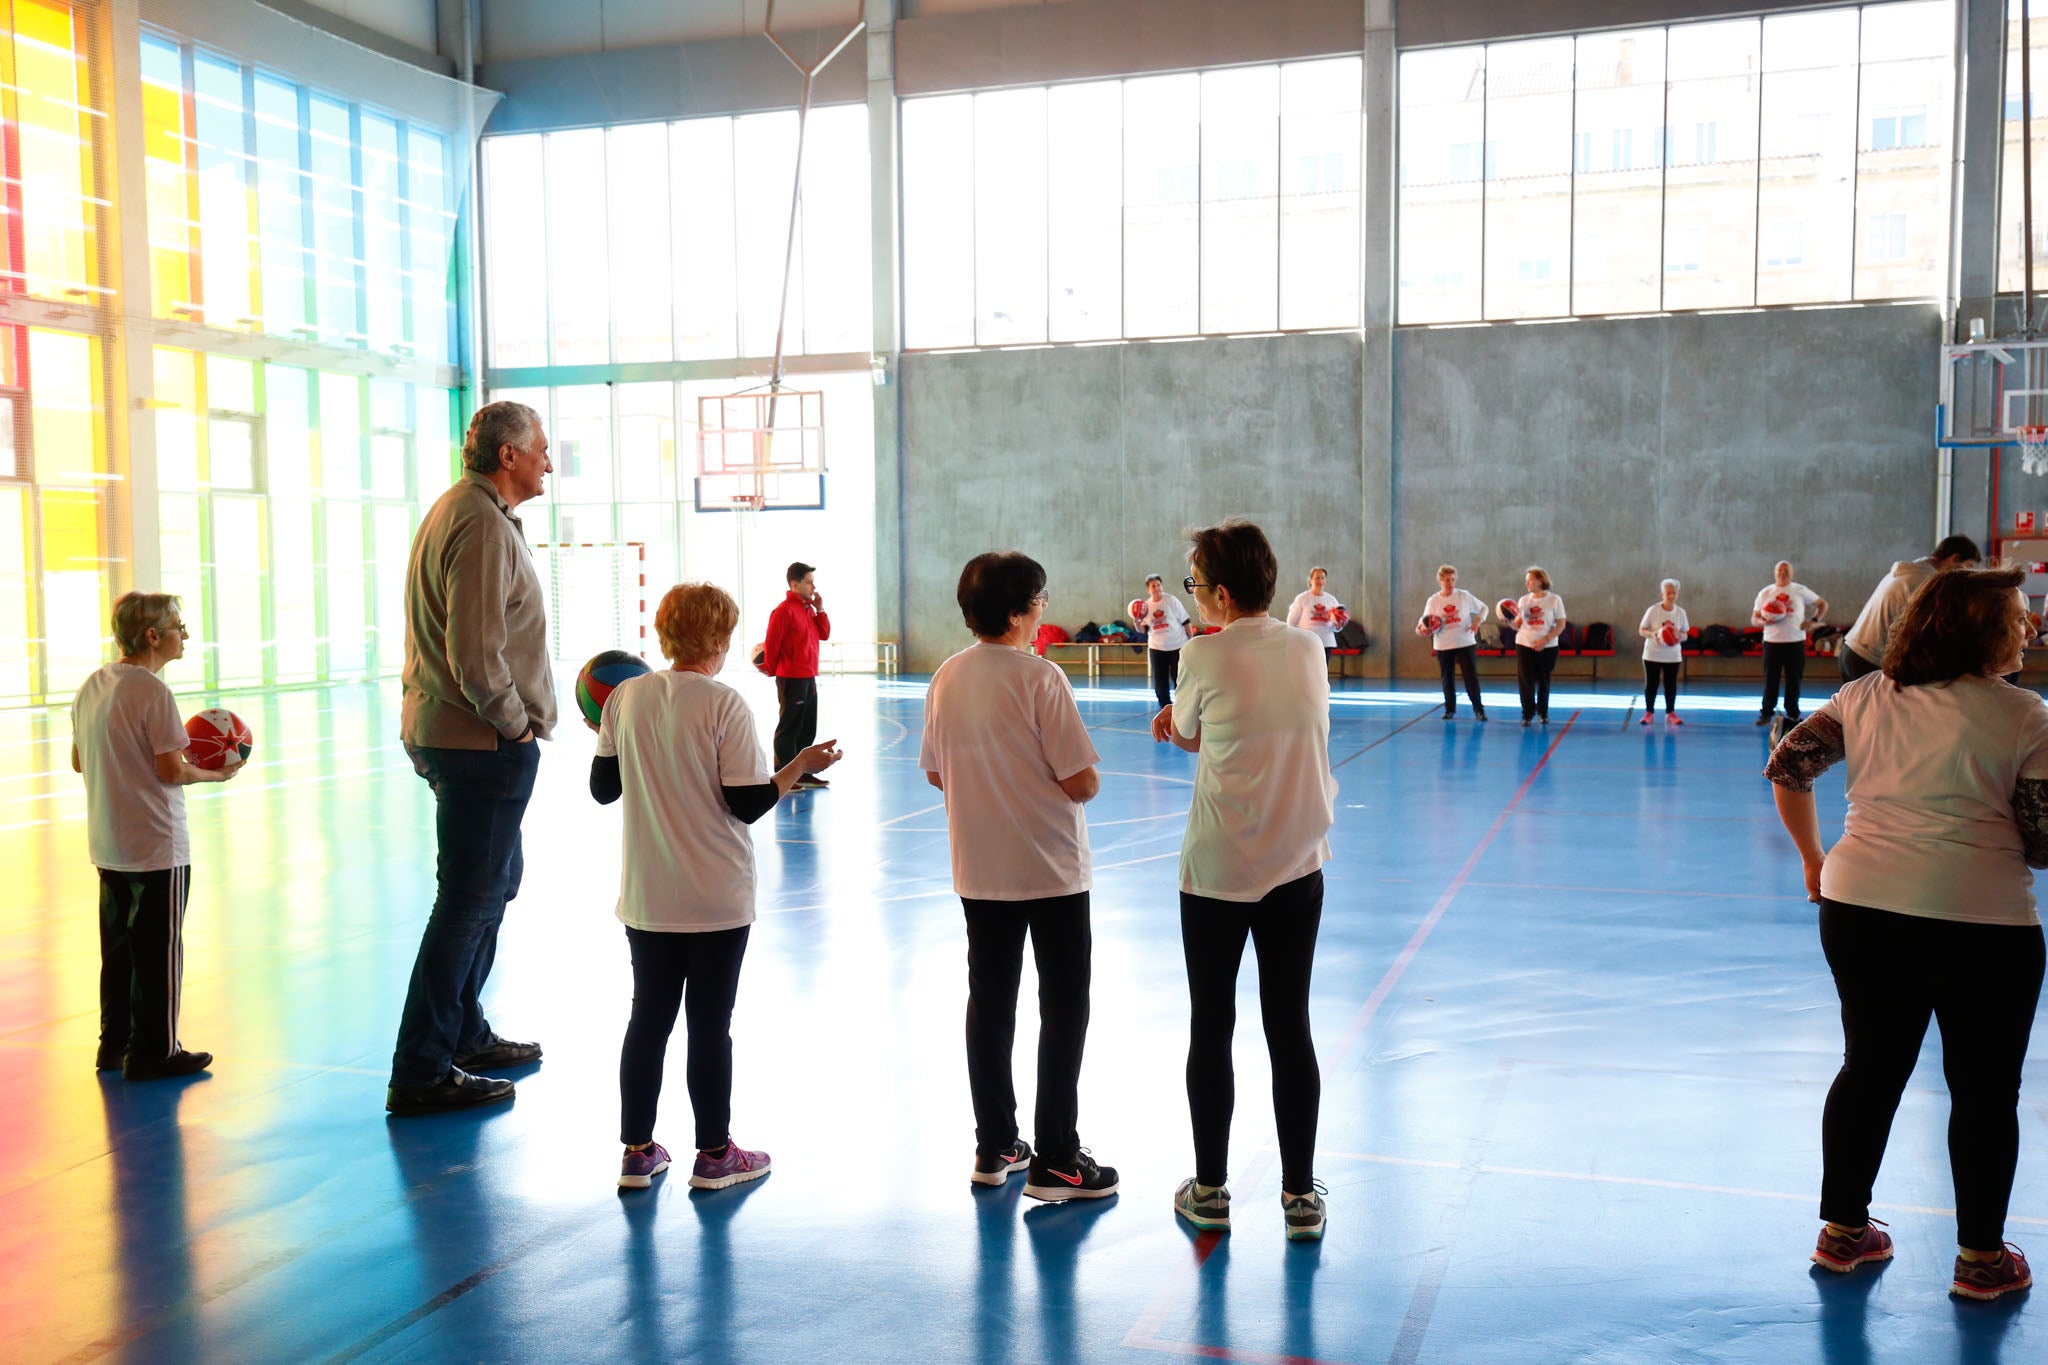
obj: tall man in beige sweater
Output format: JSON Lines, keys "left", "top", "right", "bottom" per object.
{"left": 387, "top": 402, "right": 559, "bottom": 1115}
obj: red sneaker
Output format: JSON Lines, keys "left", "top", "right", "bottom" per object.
{"left": 1667, "top": 713, "right": 1684, "bottom": 725}
{"left": 1812, "top": 1219, "right": 1893, "bottom": 1272}
{"left": 1639, "top": 712, "right": 1652, "bottom": 726}
{"left": 1952, "top": 1244, "right": 2032, "bottom": 1301}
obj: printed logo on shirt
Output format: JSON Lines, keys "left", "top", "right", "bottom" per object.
{"left": 1775, "top": 593, "right": 1793, "bottom": 612}
{"left": 1310, "top": 603, "right": 1331, "bottom": 623}
{"left": 1442, "top": 602, "right": 1461, "bottom": 622}
{"left": 1525, "top": 607, "right": 1545, "bottom": 626}
{"left": 1150, "top": 608, "right": 1167, "bottom": 628}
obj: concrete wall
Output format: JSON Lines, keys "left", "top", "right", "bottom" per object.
{"left": 895, "top": 303, "right": 1940, "bottom": 676}
{"left": 900, "top": 334, "right": 1363, "bottom": 670}
{"left": 1390, "top": 303, "right": 1943, "bottom": 674}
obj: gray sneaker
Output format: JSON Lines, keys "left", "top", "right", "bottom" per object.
{"left": 1174, "top": 1178, "right": 1231, "bottom": 1231}
{"left": 1283, "top": 1182, "right": 1328, "bottom": 1242}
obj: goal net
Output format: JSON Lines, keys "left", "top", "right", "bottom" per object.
{"left": 529, "top": 542, "right": 647, "bottom": 666}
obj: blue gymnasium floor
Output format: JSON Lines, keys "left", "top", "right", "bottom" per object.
{"left": 4, "top": 672, "right": 2048, "bottom": 1364}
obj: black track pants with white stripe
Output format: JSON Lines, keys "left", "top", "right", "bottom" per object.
{"left": 98, "top": 865, "right": 190, "bottom": 1066}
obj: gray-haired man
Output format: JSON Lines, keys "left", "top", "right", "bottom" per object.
{"left": 387, "top": 401, "right": 557, "bottom": 1115}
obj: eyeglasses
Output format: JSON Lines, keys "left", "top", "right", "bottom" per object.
{"left": 1184, "top": 576, "right": 1214, "bottom": 594}
{"left": 1033, "top": 589, "right": 1051, "bottom": 606}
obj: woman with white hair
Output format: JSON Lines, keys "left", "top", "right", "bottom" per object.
{"left": 1638, "top": 578, "right": 1690, "bottom": 726}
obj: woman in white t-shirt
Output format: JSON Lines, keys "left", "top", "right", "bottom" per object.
{"left": 1153, "top": 519, "right": 1335, "bottom": 1243}
{"left": 1637, "top": 578, "right": 1690, "bottom": 726}
{"left": 924, "top": 552, "right": 1117, "bottom": 1202}
{"left": 1753, "top": 560, "right": 1828, "bottom": 725}
{"left": 1513, "top": 567, "right": 1567, "bottom": 726}
{"left": 1130, "top": 572, "right": 1194, "bottom": 710}
{"left": 1766, "top": 567, "right": 2047, "bottom": 1301}
{"left": 71, "top": 591, "right": 242, "bottom": 1082}
{"left": 1285, "top": 566, "right": 1345, "bottom": 657}
{"left": 591, "top": 582, "right": 840, "bottom": 1192}
{"left": 1417, "top": 563, "right": 1489, "bottom": 721}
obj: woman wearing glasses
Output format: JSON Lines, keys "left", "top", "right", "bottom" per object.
{"left": 1152, "top": 521, "right": 1336, "bottom": 1241}
{"left": 70, "top": 592, "right": 243, "bottom": 1082}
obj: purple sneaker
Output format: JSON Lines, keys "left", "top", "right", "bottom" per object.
{"left": 690, "top": 1138, "right": 771, "bottom": 1190}
{"left": 619, "top": 1142, "right": 672, "bottom": 1189}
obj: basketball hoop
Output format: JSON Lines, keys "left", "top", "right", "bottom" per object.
{"left": 2022, "top": 425, "right": 2048, "bottom": 476}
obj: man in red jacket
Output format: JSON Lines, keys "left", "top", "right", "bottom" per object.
{"left": 765, "top": 561, "right": 832, "bottom": 789}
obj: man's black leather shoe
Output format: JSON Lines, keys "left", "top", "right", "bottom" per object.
{"left": 386, "top": 1067, "right": 515, "bottom": 1115}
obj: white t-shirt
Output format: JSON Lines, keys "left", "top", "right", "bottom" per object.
{"left": 1133, "top": 593, "right": 1193, "bottom": 652}
{"left": 1817, "top": 672, "right": 2048, "bottom": 926}
{"left": 1843, "top": 560, "right": 1933, "bottom": 665}
{"left": 1515, "top": 592, "right": 1567, "bottom": 650}
{"left": 1173, "top": 616, "right": 1336, "bottom": 901}
{"left": 920, "top": 643, "right": 1101, "bottom": 901}
{"left": 1420, "top": 589, "right": 1488, "bottom": 651}
{"left": 1754, "top": 581, "right": 1821, "bottom": 645}
{"left": 1640, "top": 604, "right": 1690, "bottom": 663}
{"left": 72, "top": 663, "right": 190, "bottom": 872}
{"left": 596, "top": 669, "right": 773, "bottom": 932}
{"left": 1286, "top": 591, "right": 1344, "bottom": 646}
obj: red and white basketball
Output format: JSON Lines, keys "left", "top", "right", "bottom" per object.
{"left": 185, "top": 709, "right": 251, "bottom": 770}
{"left": 1332, "top": 606, "right": 1350, "bottom": 629}
{"left": 751, "top": 641, "right": 773, "bottom": 677}
{"left": 1130, "top": 598, "right": 1148, "bottom": 622}
{"left": 1760, "top": 598, "right": 1790, "bottom": 622}
{"left": 1659, "top": 622, "right": 1679, "bottom": 647}
{"left": 1497, "top": 598, "right": 1520, "bottom": 625}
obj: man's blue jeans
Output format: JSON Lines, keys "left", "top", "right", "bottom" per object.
{"left": 389, "top": 737, "right": 541, "bottom": 1086}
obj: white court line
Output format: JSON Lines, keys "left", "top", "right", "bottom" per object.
{"left": 1099, "top": 768, "right": 1194, "bottom": 787}
{"left": 1094, "top": 850, "right": 1179, "bottom": 871}
{"left": 1310, "top": 1148, "right": 2048, "bottom": 1226}
{"left": 875, "top": 801, "right": 946, "bottom": 828}
{"left": 760, "top": 886, "right": 955, "bottom": 916}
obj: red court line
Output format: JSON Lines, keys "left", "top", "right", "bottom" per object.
{"left": 1122, "top": 712, "right": 1581, "bottom": 1365}
{"left": 1331, "top": 711, "right": 1579, "bottom": 1065}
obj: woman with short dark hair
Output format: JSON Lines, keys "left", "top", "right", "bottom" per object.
{"left": 1767, "top": 567, "right": 2047, "bottom": 1301}
{"left": 1153, "top": 519, "right": 1335, "bottom": 1241}
{"left": 923, "top": 552, "right": 1116, "bottom": 1201}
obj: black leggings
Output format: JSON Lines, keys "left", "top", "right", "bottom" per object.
{"left": 963, "top": 893, "right": 1092, "bottom": 1161}
{"left": 1642, "top": 660, "right": 1679, "bottom": 714}
{"left": 1515, "top": 645, "right": 1558, "bottom": 719}
{"left": 620, "top": 924, "right": 750, "bottom": 1150}
{"left": 1761, "top": 641, "right": 1807, "bottom": 717}
{"left": 1182, "top": 870, "right": 1323, "bottom": 1194}
{"left": 1435, "top": 645, "right": 1482, "bottom": 712}
{"left": 1817, "top": 900, "right": 2044, "bottom": 1250}
{"left": 1149, "top": 649, "right": 1180, "bottom": 710}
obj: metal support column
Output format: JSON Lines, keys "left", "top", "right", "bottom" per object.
{"left": 867, "top": 0, "right": 905, "bottom": 655}
{"left": 1361, "top": 0, "right": 1397, "bottom": 680}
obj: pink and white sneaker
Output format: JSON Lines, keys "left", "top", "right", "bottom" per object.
{"left": 619, "top": 1142, "right": 672, "bottom": 1189}
{"left": 1952, "top": 1244, "right": 2032, "bottom": 1301}
{"left": 690, "top": 1138, "right": 771, "bottom": 1189}
{"left": 1812, "top": 1218, "right": 1892, "bottom": 1272}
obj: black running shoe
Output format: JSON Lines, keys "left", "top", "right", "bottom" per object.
{"left": 972, "top": 1138, "right": 1034, "bottom": 1187}
{"left": 1023, "top": 1149, "right": 1119, "bottom": 1202}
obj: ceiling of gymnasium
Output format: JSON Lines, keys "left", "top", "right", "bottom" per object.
{"left": 479, "top": 0, "right": 1078, "bottom": 64}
